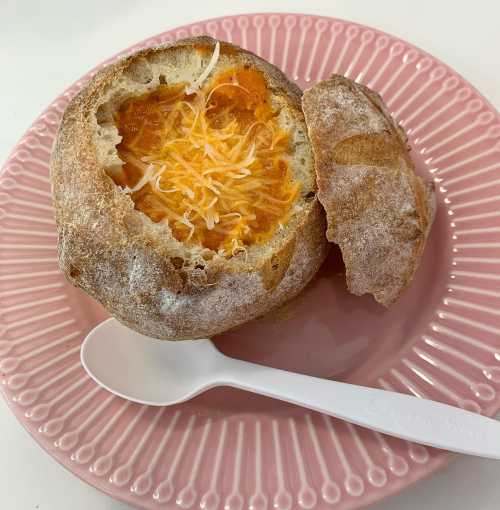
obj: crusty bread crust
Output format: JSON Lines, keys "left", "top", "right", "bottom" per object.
{"left": 51, "top": 36, "right": 328, "bottom": 340}
{"left": 302, "top": 75, "right": 435, "bottom": 306}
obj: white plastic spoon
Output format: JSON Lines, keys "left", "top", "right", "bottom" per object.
{"left": 82, "top": 318, "right": 500, "bottom": 459}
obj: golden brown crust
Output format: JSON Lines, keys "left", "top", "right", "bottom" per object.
{"left": 302, "top": 75, "right": 435, "bottom": 306}
{"left": 51, "top": 36, "right": 328, "bottom": 340}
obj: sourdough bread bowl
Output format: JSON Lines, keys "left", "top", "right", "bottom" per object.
{"left": 51, "top": 36, "right": 328, "bottom": 340}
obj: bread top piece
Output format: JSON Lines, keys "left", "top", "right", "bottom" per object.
{"left": 302, "top": 75, "right": 435, "bottom": 306}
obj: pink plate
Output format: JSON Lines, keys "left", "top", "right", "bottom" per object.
{"left": 2, "top": 12, "right": 500, "bottom": 510}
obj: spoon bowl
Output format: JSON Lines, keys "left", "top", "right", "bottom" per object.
{"left": 81, "top": 318, "right": 221, "bottom": 405}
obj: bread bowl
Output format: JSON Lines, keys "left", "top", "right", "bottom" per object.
{"left": 51, "top": 36, "right": 328, "bottom": 340}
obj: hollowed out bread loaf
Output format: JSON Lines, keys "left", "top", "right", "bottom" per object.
{"left": 51, "top": 36, "right": 328, "bottom": 340}
{"left": 302, "top": 75, "right": 435, "bottom": 306}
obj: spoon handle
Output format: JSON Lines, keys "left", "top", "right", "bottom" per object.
{"left": 221, "top": 359, "right": 500, "bottom": 459}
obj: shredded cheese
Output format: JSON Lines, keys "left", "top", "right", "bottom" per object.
{"left": 113, "top": 51, "right": 300, "bottom": 256}
{"left": 185, "top": 41, "right": 220, "bottom": 95}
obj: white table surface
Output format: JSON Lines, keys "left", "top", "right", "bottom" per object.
{"left": 1, "top": 0, "right": 500, "bottom": 508}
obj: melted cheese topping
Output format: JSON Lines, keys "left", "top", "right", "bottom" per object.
{"left": 113, "top": 60, "right": 300, "bottom": 257}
